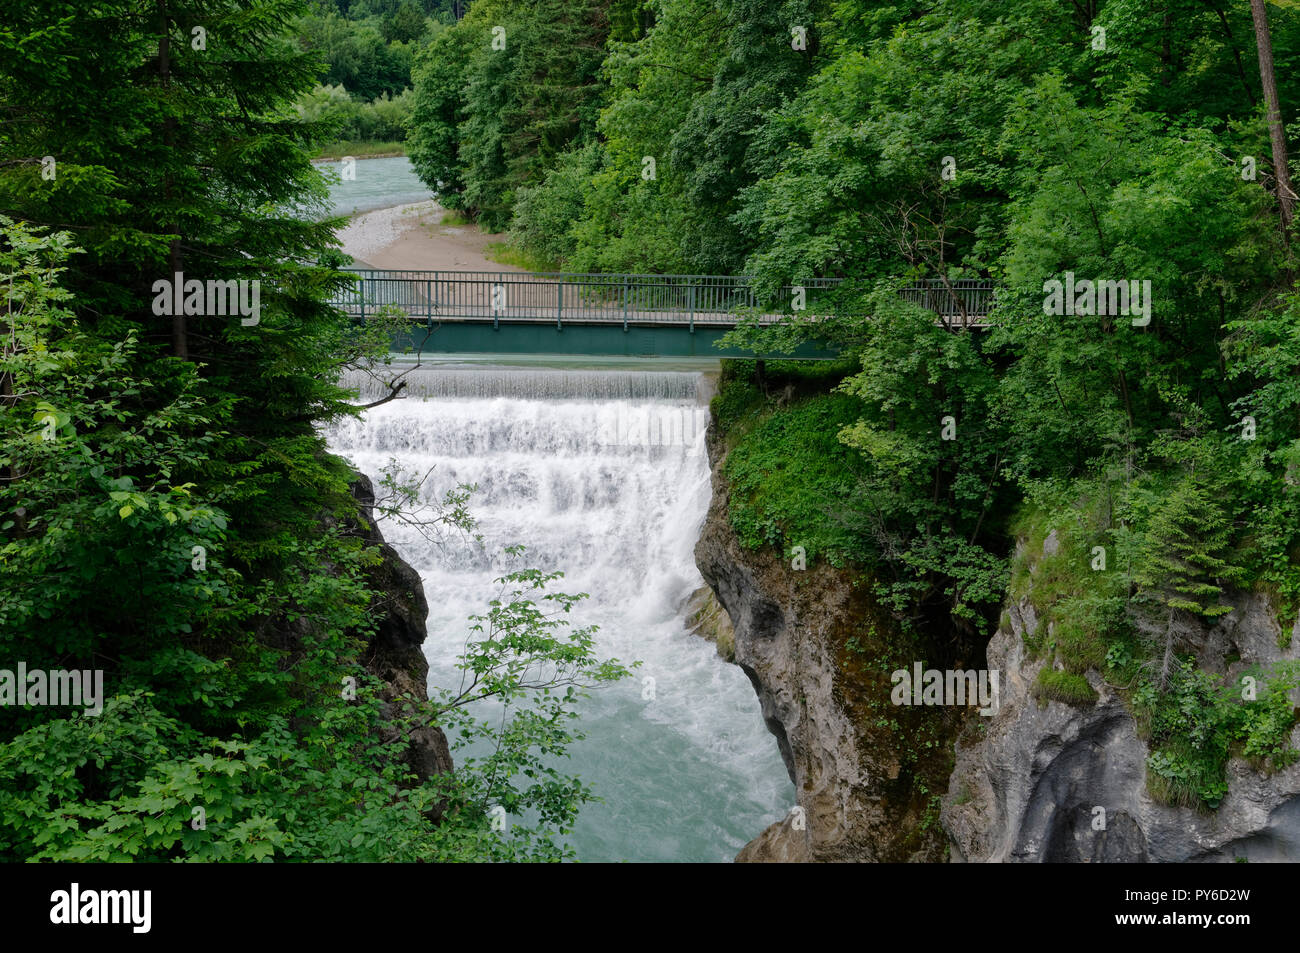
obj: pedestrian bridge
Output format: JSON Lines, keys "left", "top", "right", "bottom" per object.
{"left": 329, "top": 270, "right": 994, "bottom": 359}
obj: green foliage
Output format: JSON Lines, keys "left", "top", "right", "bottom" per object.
{"left": 555, "top": 0, "right": 726, "bottom": 272}
{"left": 724, "top": 391, "right": 869, "bottom": 566}
{"left": 1033, "top": 670, "right": 1098, "bottom": 707}
{"left": 710, "top": 373, "right": 765, "bottom": 435}
{"left": 407, "top": 21, "right": 476, "bottom": 206}
{"left": 409, "top": 0, "right": 614, "bottom": 229}
{"left": 1051, "top": 597, "right": 1121, "bottom": 675}
{"left": 0, "top": 221, "right": 242, "bottom": 735}
{"left": 313, "top": 140, "right": 407, "bottom": 160}
{"left": 1139, "top": 660, "right": 1300, "bottom": 810}
{"left": 296, "top": 84, "right": 417, "bottom": 143}
{"left": 1126, "top": 461, "right": 1248, "bottom": 622}
{"left": 509, "top": 144, "right": 602, "bottom": 267}
{"left": 482, "top": 241, "right": 560, "bottom": 273}
{"left": 665, "top": 0, "right": 824, "bottom": 273}
{"left": 1224, "top": 292, "right": 1300, "bottom": 623}
{"left": 382, "top": 1, "right": 434, "bottom": 44}
{"left": 0, "top": 0, "right": 636, "bottom": 863}
{"left": 294, "top": 7, "right": 421, "bottom": 99}
{"left": 825, "top": 289, "right": 1012, "bottom": 636}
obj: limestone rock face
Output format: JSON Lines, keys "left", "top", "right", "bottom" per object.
{"left": 735, "top": 813, "right": 815, "bottom": 863}
{"left": 695, "top": 414, "right": 1300, "bottom": 862}
{"left": 943, "top": 590, "right": 1300, "bottom": 863}
{"left": 694, "top": 427, "right": 949, "bottom": 862}
{"left": 683, "top": 586, "right": 737, "bottom": 662}
{"left": 349, "top": 472, "right": 432, "bottom": 683}
{"left": 349, "top": 473, "right": 453, "bottom": 799}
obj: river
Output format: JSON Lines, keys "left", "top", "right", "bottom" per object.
{"left": 323, "top": 159, "right": 792, "bottom": 862}
{"left": 318, "top": 154, "right": 434, "bottom": 217}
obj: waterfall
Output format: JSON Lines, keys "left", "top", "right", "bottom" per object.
{"left": 338, "top": 366, "right": 711, "bottom": 401}
{"left": 324, "top": 367, "right": 792, "bottom": 861}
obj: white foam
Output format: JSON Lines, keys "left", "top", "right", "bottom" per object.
{"left": 324, "top": 371, "right": 793, "bottom": 861}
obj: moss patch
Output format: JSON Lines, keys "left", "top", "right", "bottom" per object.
{"left": 714, "top": 361, "right": 869, "bottom": 569}
{"left": 1033, "top": 668, "right": 1098, "bottom": 706}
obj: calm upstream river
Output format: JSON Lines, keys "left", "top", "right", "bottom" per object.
{"left": 319, "top": 154, "right": 434, "bottom": 217}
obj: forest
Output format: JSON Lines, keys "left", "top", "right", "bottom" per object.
{"left": 409, "top": 0, "right": 1300, "bottom": 809}
{"left": 1, "top": 0, "right": 1299, "bottom": 865}
{"left": 0, "top": 0, "right": 625, "bottom": 862}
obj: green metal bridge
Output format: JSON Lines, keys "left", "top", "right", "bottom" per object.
{"left": 330, "top": 270, "right": 995, "bottom": 359}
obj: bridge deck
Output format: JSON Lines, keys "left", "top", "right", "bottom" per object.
{"left": 334, "top": 303, "right": 792, "bottom": 327}
{"left": 329, "top": 270, "right": 993, "bottom": 330}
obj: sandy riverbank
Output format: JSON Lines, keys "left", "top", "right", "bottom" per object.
{"left": 337, "top": 200, "right": 526, "bottom": 273}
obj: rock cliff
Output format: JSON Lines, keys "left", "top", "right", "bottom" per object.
{"left": 349, "top": 473, "right": 454, "bottom": 798}
{"left": 694, "top": 417, "right": 1300, "bottom": 863}
{"left": 942, "top": 581, "right": 1300, "bottom": 862}
{"left": 693, "top": 424, "right": 957, "bottom": 862}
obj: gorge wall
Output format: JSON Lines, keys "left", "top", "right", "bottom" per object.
{"left": 693, "top": 423, "right": 960, "bottom": 863}
{"left": 941, "top": 563, "right": 1300, "bottom": 863}
{"left": 348, "top": 472, "right": 453, "bottom": 792}
{"left": 696, "top": 425, "right": 1300, "bottom": 863}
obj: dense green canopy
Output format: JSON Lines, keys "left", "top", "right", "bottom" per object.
{"left": 407, "top": 0, "right": 1300, "bottom": 808}
{"left": 0, "top": 0, "right": 627, "bottom": 861}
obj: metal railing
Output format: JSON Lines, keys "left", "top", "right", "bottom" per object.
{"left": 899, "top": 279, "right": 995, "bottom": 326}
{"left": 328, "top": 271, "right": 993, "bottom": 329}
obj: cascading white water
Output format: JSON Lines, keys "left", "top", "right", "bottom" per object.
{"left": 325, "top": 366, "right": 793, "bottom": 861}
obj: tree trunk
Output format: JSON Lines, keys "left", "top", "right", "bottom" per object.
{"left": 1250, "top": 0, "right": 1295, "bottom": 231}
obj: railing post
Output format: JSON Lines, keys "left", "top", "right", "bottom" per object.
{"left": 689, "top": 282, "right": 695, "bottom": 333}
{"left": 623, "top": 276, "right": 629, "bottom": 331}
{"left": 359, "top": 275, "right": 366, "bottom": 322}
{"left": 557, "top": 279, "right": 563, "bottom": 330}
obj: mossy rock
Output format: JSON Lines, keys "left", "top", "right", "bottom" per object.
{"left": 683, "top": 587, "right": 737, "bottom": 663}
{"left": 1033, "top": 668, "right": 1098, "bottom": 707}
